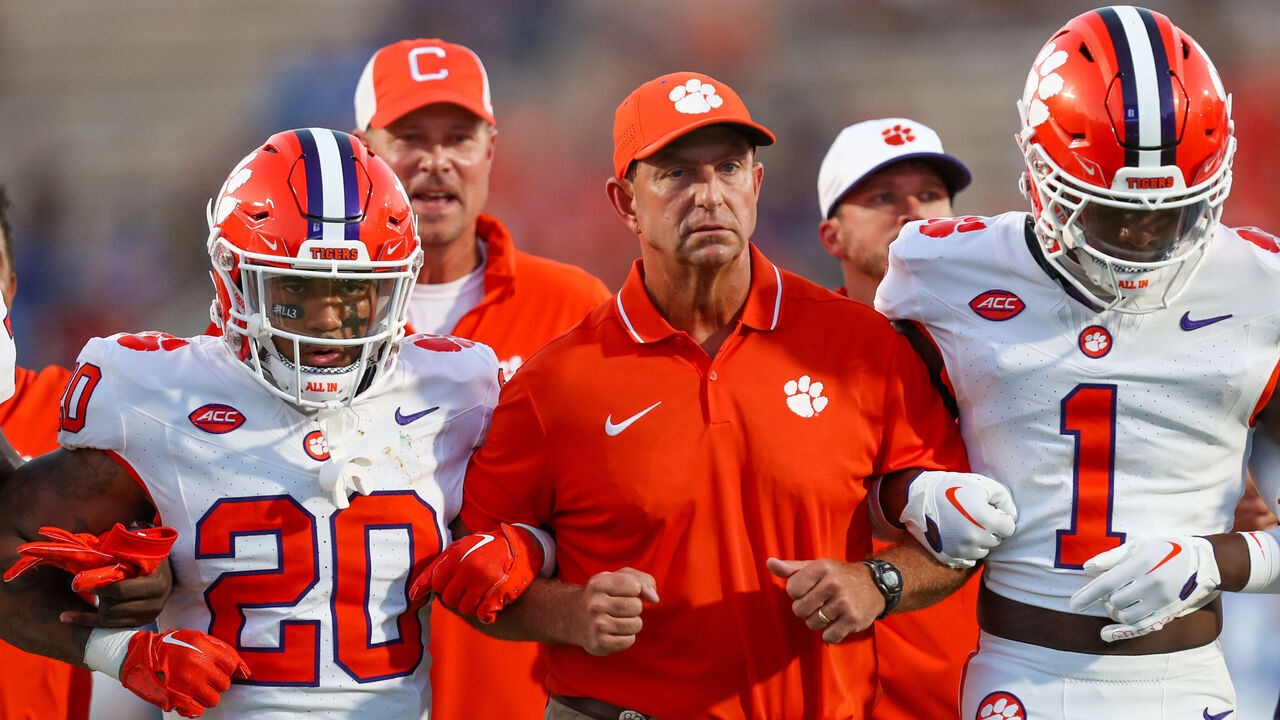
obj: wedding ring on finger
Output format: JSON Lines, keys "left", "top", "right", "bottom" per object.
{"left": 816, "top": 609, "right": 832, "bottom": 625}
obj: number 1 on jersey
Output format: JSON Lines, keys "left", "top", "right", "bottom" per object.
{"left": 1056, "top": 384, "right": 1125, "bottom": 567}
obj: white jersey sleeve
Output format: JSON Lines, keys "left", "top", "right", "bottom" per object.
{"left": 0, "top": 296, "right": 17, "bottom": 404}
{"left": 56, "top": 335, "right": 131, "bottom": 453}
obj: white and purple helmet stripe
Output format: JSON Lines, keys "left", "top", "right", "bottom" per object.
{"left": 293, "top": 128, "right": 363, "bottom": 241}
{"left": 1097, "top": 6, "right": 1177, "bottom": 168}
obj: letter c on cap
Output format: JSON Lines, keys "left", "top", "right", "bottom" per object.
{"left": 408, "top": 46, "right": 448, "bottom": 82}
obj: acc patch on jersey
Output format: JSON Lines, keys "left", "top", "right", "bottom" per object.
{"left": 969, "top": 290, "right": 1025, "bottom": 321}
{"left": 975, "top": 691, "right": 1026, "bottom": 720}
{"left": 188, "top": 404, "right": 246, "bottom": 434}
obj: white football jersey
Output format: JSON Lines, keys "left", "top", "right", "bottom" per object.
{"left": 877, "top": 212, "right": 1280, "bottom": 613}
{"left": 58, "top": 332, "right": 499, "bottom": 718}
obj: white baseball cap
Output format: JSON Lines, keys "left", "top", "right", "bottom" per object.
{"left": 817, "top": 118, "right": 971, "bottom": 218}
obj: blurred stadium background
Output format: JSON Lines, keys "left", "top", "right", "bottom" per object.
{"left": 2, "top": 1, "right": 1278, "bottom": 717}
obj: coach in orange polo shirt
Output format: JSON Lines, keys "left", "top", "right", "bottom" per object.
{"left": 353, "top": 39, "right": 610, "bottom": 720}
{"left": 456, "top": 72, "right": 986, "bottom": 719}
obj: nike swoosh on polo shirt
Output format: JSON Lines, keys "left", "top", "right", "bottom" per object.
{"left": 605, "top": 401, "right": 662, "bottom": 437}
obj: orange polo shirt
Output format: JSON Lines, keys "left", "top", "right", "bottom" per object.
{"left": 0, "top": 364, "right": 93, "bottom": 720}
{"left": 835, "top": 287, "right": 979, "bottom": 720}
{"left": 462, "top": 244, "right": 968, "bottom": 719}
{"left": 428, "top": 213, "right": 610, "bottom": 720}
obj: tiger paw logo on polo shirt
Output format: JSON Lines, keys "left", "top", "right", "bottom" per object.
{"left": 669, "top": 78, "right": 723, "bottom": 114}
{"left": 784, "top": 375, "right": 827, "bottom": 418}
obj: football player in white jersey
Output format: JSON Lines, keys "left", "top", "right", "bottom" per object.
{"left": 876, "top": 6, "right": 1280, "bottom": 719}
{"left": 0, "top": 128, "right": 528, "bottom": 718}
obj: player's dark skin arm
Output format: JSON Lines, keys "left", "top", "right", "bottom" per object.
{"left": 439, "top": 517, "right": 623, "bottom": 650}
{"left": 873, "top": 467, "right": 924, "bottom": 540}
{"left": 1195, "top": 393, "right": 1280, "bottom": 592}
{"left": 0, "top": 447, "right": 169, "bottom": 666}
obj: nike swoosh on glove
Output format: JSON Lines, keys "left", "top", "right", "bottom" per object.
{"left": 4, "top": 523, "right": 178, "bottom": 591}
{"left": 412, "top": 522, "right": 545, "bottom": 623}
{"left": 121, "top": 629, "right": 250, "bottom": 718}
{"left": 1069, "top": 535, "right": 1221, "bottom": 642}
{"left": 900, "top": 471, "right": 1017, "bottom": 568}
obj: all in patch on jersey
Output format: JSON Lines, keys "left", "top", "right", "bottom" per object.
{"left": 303, "top": 429, "right": 331, "bottom": 461}
{"left": 975, "top": 691, "right": 1026, "bottom": 719}
{"left": 1078, "top": 325, "right": 1112, "bottom": 358}
{"left": 969, "top": 290, "right": 1025, "bottom": 321}
{"left": 188, "top": 404, "right": 246, "bottom": 434}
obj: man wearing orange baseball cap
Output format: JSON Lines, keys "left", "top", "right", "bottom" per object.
{"left": 353, "top": 39, "right": 610, "bottom": 720}
{"left": 439, "top": 71, "right": 998, "bottom": 719}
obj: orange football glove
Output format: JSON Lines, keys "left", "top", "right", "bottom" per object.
{"left": 4, "top": 523, "right": 177, "bottom": 591}
{"left": 120, "top": 629, "right": 250, "bottom": 718}
{"left": 412, "top": 523, "right": 544, "bottom": 623}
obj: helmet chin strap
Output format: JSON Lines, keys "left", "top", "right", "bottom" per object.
{"left": 1053, "top": 243, "right": 1203, "bottom": 315}
{"left": 261, "top": 345, "right": 361, "bottom": 409}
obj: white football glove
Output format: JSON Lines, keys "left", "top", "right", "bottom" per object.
{"left": 1068, "top": 535, "right": 1221, "bottom": 643}
{"left": 900, "top": 471, "right": 1017, "bottom": 569}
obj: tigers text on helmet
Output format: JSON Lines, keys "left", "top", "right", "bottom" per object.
{"left": 206, "top": 128, "right": 422, "bottom": 409}
{"left": 1016, "top": 5, "right": 1234, "bottom": 313}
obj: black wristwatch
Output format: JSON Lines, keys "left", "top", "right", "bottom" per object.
{"left": 860, "top": 559, "right": 903, "bottom": 620}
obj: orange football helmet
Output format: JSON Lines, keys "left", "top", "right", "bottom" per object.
{"left": 206, "top": 128, "right": 421, "bottom": 408}
{"left": 1017, "top": 5, "right": 1234, "bottom": 312}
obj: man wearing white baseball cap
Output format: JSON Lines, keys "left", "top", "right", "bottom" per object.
{"left": 817, "top": 118, "right": 970, "bottom": 305}
{"left": 353, "top": 38, "right": 611, "bottom": 720}
{"left": 816, "top": 118, "right": 977, "bottom": 720}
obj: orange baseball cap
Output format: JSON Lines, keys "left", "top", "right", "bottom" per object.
{"left": 612, "top": 71, "right": 775, "bottom": 178}
{"left": 354, "top": 39, "right": 495, "bottom": 130}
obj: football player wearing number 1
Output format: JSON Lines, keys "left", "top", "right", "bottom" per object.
{"left": 875, "top": 6, "right": 1280, "bottom": 718}
{"left": 0, "top": 128, "right": 511, "bottom": 718}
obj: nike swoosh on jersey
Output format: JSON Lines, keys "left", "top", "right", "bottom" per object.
{"left": 604, "top": 401, "right": 662, "bottom": 437}
{"left": 1146, "top": 541, "right": 1182, "bottom": 574}
{"left": 945, "top": 486, "right": 985, "bottom": 529}
{"left": 161, "top": 633, "right": 202, "bottom": 653}
{"left": 1179, "top": 312, "right": 1232, "bottom": 331}
{"left": 460, "top": 534, "right": 495, "bottom": 562}
{"left": 395, "top": 406, "right": 440, "bottom": 425}
{"left": 1203, "top": 708, "right": 1233, "bottom": 720}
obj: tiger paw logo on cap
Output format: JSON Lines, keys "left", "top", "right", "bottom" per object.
{"left": 881, "top": 124, "right": 916, "bottom": 145}
{"left": 669, "top": 78, "right": 723, "bottom": 115}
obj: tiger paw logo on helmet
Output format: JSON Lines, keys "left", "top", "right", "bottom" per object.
{"left": 975, "top": 691, "right": 1025, "bottom": 720}
{"left": 669, "top": 78, "right": 723, "bottom": 115}
{"left": 1021, "top": 42, "right": 1068, "bottom": 129}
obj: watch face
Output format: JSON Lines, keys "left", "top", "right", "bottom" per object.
{"left": 884, "top": 567, "right": 902, "bottom": 589}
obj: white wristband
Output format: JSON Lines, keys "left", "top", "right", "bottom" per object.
{"left": 83, "top": 627, "right": 138, "bottom": 680}
{"left": 1240, "top": 528, "right": 1280, "bottom": 593}
{"left": 513, "top": 523, "right": 557, "bottom": 578}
